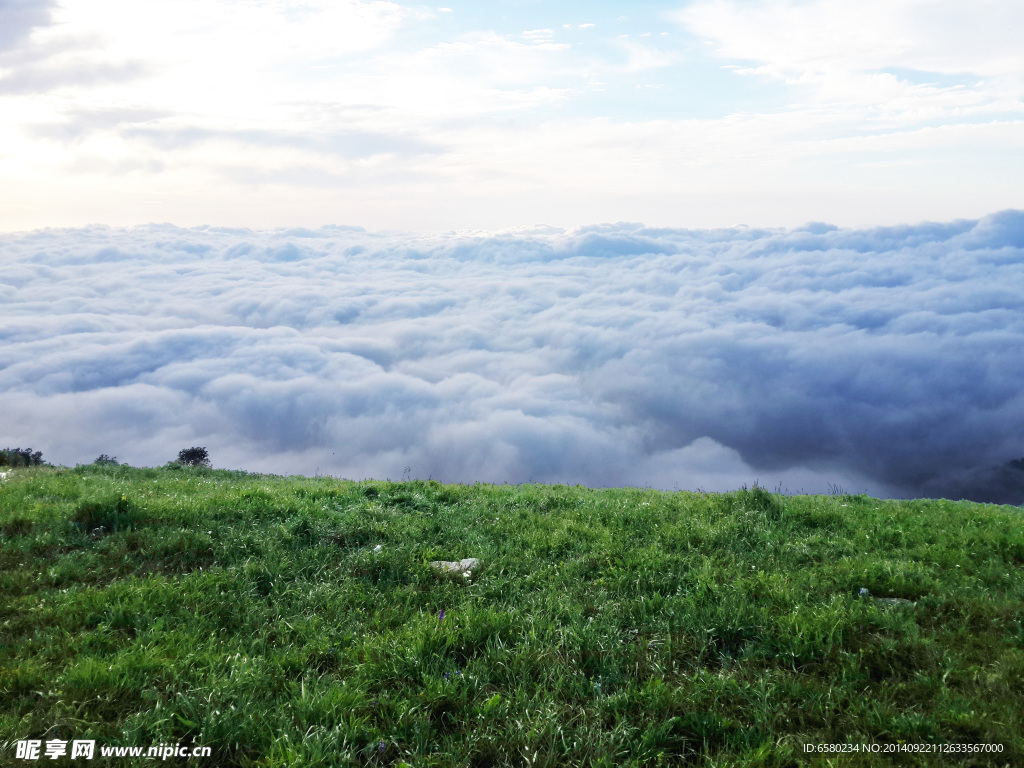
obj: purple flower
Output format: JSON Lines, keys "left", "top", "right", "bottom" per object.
{"left": 378, "top": 741, "right": 386, "bottom": 754}
{"left": 438, "top": 609, "right": 445, "bottom": 621}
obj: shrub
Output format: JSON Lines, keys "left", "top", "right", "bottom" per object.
{"left": 93, "top": 454, "right": 119, "bottom": 466}
{"left": 716, "top": 483, "right": 784, "bottom": 520}
{"left": 176, "top": 446, "right": 211, "bottom": 468}
{"left": 0, "top": 447, "right": 45, "bottom": 468}
{"left": 72, "top": 495, "right": 139, "bottom": 535}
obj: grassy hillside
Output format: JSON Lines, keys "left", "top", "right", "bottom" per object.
{"left": 1, "top": 465, "right": 1022, "bottom": 767}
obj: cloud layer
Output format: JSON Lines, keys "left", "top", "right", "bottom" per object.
{"left": 2, "top": 212, "right": 1023, "bottom": 503}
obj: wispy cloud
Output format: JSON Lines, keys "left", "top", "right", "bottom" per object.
{"left": 0, "top": 0, "right": 58, "bottom": 53}
{"left": 2, "top": 1, "right": 1020, "bottom": 231}
{"left": 3, "top": 212, "right": 1023, "bottom": 502}
{"left": 675, "top": 0, "right": 1024, "bottom": 120}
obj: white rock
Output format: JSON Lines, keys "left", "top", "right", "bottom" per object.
{"left": 861, "top": 588, "right": 915, "bottom": 608}
{"left": 874, "top": 597, "right": 916, "bottom": 608}
{"left": 430, "top": 557, "right": 479, "bottom": 575}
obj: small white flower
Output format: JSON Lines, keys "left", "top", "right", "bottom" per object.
{"left": 373, "top": 544, "right": 383, "bottom": 553}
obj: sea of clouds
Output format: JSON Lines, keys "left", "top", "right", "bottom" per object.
{"left": 2, "top": 211, "right": 1023, "bottom": 503}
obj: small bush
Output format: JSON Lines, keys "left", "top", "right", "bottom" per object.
{"left": 176, "top": 447, "right": 211, "bottom": 467}
{"left": 717, "top": 483, "right": 784, "bottom": 519}
{"left": 93, "top": 454, "right": 119, "bottom": 466}
{"left": 72, "top": 495, "right": 140, "bottom": 535}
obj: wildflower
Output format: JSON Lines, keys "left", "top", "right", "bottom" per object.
{"left": 438, "top": 609, "right": 445, "bottom": 621}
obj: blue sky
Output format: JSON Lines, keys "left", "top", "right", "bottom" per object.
{"left": 1, "top": 0, "right": 1022, "bottom": 231}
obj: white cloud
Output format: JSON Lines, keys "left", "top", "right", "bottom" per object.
{"left": 0, "top": 0, "right": 1021, "bottom": 233}
{"left": 676, "top": 0, "right": 1024, "bottom": 120}
{"left": 0, "top": 0, "right": 58, "bottom": 53}
{"left": 679, "top": 0, "right": 1024, "bottom": 75}
{"left": 615, "top": 40, "right": 678, "bottom": 73}
{"left": 2, "top": 212, "right": 1023, "bottom": 502}
{"left": 31, "top": 0, "right": 407, "bottom": 116}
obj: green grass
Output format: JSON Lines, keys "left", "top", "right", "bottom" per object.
{"left": 1, "top": 465, "right": 1022, "bottom": 767}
